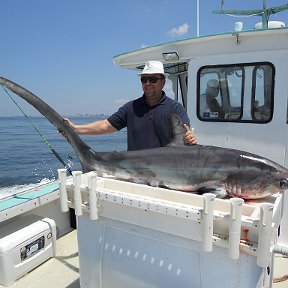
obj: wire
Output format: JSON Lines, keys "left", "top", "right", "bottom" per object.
{"left": 1, "top": 85, "right": 73, "bottom": 175}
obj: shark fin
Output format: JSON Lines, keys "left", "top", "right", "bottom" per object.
{"left": 169, "top": 113, "right": 186, "bottom": 146}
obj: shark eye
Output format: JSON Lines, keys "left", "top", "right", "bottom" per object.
{"left": 280, "top": 180, "right": 288, "bottom": 188}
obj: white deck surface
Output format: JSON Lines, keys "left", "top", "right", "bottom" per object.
{"left": 0, "top": 229, "right": 287, "bottom": 288}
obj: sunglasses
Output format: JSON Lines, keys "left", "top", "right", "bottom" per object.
{"left": 140, "top": 76, "right": 165, "bottom": 84}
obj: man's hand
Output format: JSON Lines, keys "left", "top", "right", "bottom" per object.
{"left": 59, "top": 118, "right": 76, "bottom": 139}
{"left": 183, "top": 124, "right": 197, "bottom": 145}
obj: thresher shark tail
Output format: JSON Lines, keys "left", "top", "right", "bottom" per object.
{"left": 0, "top": 76, "right": 96, "bottom": 172}
{"left": 1, "top": 76, "right": 288, "bottom": 199}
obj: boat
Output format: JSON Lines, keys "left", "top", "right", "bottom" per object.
{"left": 1, "top": 1, "right": 288, "bottom": 287}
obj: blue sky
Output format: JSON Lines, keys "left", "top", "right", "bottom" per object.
{"left": 1, "top": 0, "right": 287, "bottom": 116}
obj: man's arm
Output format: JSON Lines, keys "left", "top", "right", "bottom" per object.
{"left": 63, "top": 118, "right": 117, "bottom": 135}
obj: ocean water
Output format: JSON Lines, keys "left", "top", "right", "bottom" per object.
{"left": 0, "top": 116, "right": 127, "bottom": 198}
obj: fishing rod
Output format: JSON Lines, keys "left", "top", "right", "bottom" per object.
{"left": 1, "top": 85, "right": 73, "bottom": 176}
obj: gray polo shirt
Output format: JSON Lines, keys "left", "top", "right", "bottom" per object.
{"left": 107, "top": 92, "right": 190, "bottom": 151}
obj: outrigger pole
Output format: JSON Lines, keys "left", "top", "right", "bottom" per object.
{"left": 213, "top": 1, "right": 288, "bottom": 29}
{"left": 196, "top": 0, "right": 199, "bottom": 36}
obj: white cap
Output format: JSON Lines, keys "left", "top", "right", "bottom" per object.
{"left": 137, "top": 61, "right": 169, "bottom": 77}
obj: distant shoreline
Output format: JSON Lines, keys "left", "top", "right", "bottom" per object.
{"left": 0, "top": 114, "right": 110, "bottom": 118}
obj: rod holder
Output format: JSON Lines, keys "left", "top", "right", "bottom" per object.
{"left": 72, "top": 171, "right": 83, "bottom": 216}
{"left": 257, "top": 203, "right": 274, "bottom": 267}
{"left": 58, "top": 169, "right": 69, "bottom": 212}
{"left": 202, "top": 193, "right": 216, "bottom": 252}
{"left": 229, "top": 198, "right": 244, "bottom": 260}
{"left": 88, "top": 172, "right": 98, "bottom": 220}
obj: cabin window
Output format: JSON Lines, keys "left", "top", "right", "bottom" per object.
{"left": 252, "top": 65, "right": 274, "bottom": 122}
{"left": 164, "top": 62, "right": 188, "bottom": 109}
{"left": 166, "top": 74, "right": 188, "bottom": 109}
{"left": 197, "top": 62, "right": 274, "bottom": 123}
{"left": 177, "top": 74, "right": 188, "bottom": 109}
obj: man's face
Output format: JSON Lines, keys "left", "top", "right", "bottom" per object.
{"left": 141, "top": 74, "right": 165, "bottom": 99}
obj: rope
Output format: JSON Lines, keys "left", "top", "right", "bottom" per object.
{"left": 1, "top": 85, "right": 73, "bottom": 175}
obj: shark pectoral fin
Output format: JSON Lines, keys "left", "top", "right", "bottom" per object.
{"left": 197, "top": 186, "right": 228, "bottom": 199}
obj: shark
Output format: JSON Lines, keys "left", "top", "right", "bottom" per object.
{"left": 1, "top": 76, "right": 288, "bottom": 199}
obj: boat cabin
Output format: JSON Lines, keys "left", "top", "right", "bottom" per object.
{"left": 113, "top": 24, "right": 288, "bottom": 254}
{"left": 114, "top": 27, "right": 288, "bottom": 167}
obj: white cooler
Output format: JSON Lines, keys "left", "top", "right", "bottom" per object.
{"left": 0, "top": 215, "right": 56, "bottom": 286}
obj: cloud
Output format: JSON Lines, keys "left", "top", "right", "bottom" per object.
{"left": 168, "top": 23, "right": 189, "bottom": 37}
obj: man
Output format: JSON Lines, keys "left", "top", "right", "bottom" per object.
{"left": 64, "top": 61, "right": 196, "bottom": 150}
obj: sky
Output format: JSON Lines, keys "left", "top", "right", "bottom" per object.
{"left": 1, "top": 0, "right": 288, "bottom": 117}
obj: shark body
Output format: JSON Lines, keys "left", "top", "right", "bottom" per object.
{"left": 1, "top": 76, "right": 287, "bottom": 199}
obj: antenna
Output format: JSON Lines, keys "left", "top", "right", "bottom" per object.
{"left": 196, "top": 0, "right": 199, "bottom": 36}
{"left": 213, "top": 1, "right": 288, "bottom": 29}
